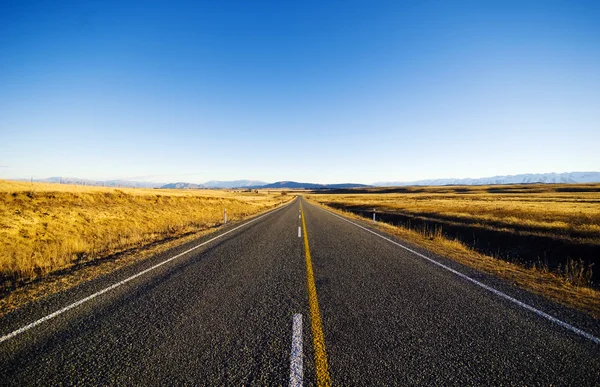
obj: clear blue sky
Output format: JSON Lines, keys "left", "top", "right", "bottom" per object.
{"left": 1, "top": 0, "right": 599, "bottom": 184}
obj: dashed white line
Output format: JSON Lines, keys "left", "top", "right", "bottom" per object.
{"left": 318, "top": 205, "right": 600, "bottom": 346}
{"left": 289, "top": 313, "right": 303, "bottom": 387}
{"left": 298, "top": 226, "right": 301, "bottom": 238}
{"left": 0, "top": 203, "right": 290, "bottom": 344}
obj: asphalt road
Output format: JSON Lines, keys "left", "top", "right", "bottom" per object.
{"left": 1, "top": 196, "right": 599, "bottom": 385}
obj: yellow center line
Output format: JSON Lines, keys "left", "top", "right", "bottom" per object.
{"left": 300, "top": 202, "right": 332, "bottom": 387}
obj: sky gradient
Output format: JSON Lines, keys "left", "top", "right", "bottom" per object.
{"left": 1, "top": 0, "right": 599, "bottom": 184}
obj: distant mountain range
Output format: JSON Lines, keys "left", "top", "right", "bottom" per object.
{"left": 21, "top": 177, "right": 369, "bottom": 189}
{"left": 373, "top": 172, "right": 600, "bottom": 187}
{"left": 159, "top": 181, "right": 369, "bottom": 189}
{"left": 30, "top": 177, "right": 164, "bottom": 188}
{"left": 160, "top": 182, "right": 204, "bottom": 189}
{"left": 259, "top": 181, "right": 370, "bottom": 189}
{"left": 15, "top": 171, "right": 600, "bottom": 190}
{"left": 203, "top": 180, "right": 267, "bottom": 189}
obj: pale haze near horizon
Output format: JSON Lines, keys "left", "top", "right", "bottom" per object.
{"left": 1, "top": 1, "right": 599, "bottom": 185}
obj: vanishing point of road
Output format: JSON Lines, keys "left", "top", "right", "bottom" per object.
{"left": 1, "top": 197, "right": 599, "bottom": 385}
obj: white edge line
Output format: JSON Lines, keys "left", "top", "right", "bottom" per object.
{"left": 289, "top": 313, "right": 303, "bottom": 387}
{"left": 316, "top": 204, "right": 600, "bottom": 346}
{"left": 0, "top": 202, "right": 291, "bottom": 344}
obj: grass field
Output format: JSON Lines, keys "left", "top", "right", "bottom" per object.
{"left": 307, "top": 184, "right": 600, "bottom": 316}
{"left": 0, "top": 180, "right": 292, "bottom": 293}
{"left": 314, "top": 184, "right": 600, "bottom": 241}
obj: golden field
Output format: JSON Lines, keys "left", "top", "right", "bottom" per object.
{"left": 307, "top": 184, "right": 600, "bottom": 317}
{"left": 0, "top": 180, "right": 292, "bottom": 291}
{"left": 309, "top": 184, "right": 600, "bottom": 242}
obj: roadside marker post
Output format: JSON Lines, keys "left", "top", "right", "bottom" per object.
{"left": 373, "top": 208, "right": 376, "bottom": 222}
{"left": 224, "top": 208, "right": 227, "bottom": 224}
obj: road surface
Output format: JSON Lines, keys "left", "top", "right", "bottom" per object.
{"left": 1, "top": 197, "right": 599, "bottom": 385}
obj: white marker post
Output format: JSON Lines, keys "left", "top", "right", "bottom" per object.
{"left": 224, "top": 208, "right": 227, "bottom": 224}
{"left": 373, "top": 208, "right": 376, "bottom": 222}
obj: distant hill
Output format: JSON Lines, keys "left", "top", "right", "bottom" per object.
{"left": 19, "top": 172, "right": 600, "bottom": 191}
{"left": 160, "top": 182, "right": 204, "bottom": 189}
{"left": 20, "top": 177, "right": 368, "bottom": 190}
{"left": 32, "top": 177, "right": 164, "bottom": 188}
{"left": 159, "top": 180, "right": 369, "bottom": 190}
{"left": 261, "top": 181, "right": 371, "bottom": 189}
{"left": 203, "top": 180, "right": 267, "bottom": 189}
{"left": 373, "top": 172, "right": 600, "bottom": 187}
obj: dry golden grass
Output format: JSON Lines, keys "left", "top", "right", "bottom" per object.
{"left": 311, "top": 184, "right": 600, "bottom": 242}
{"left": 0, "top": 225, "right": 221, "bottom": 317}
{"left": 307, "top": 184, "right": 600, "bottom": 317}
{"left": 306, "top": 198, "right": 600, "bottom": 318}
{"left": 0, "top": 180, "right": 292, "bottom": 291}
